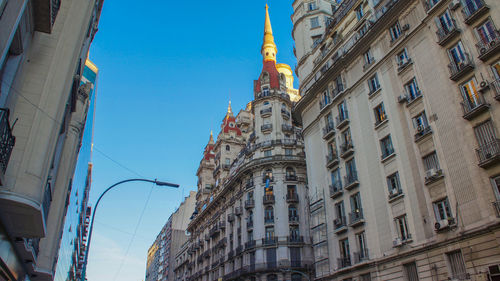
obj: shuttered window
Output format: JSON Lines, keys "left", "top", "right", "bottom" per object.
{"left": 447, "top": 251, "right": 468, "bottom": 280}
{"left": 403, "top": 262, "right": 419, "bottom": 281}
{"left": 474, "top": 120, "right": 497, "bottom": 146}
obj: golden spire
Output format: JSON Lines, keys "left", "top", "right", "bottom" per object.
{"left": 209, "top": 130, "right": 214, "bottom": 144}
{"left": 262, "top": 4, "right": 277, "bottom": 62}
{"left": 227, "top": 100, "right": 233, "bottom": 116}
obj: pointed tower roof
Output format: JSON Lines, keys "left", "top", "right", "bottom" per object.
{"left": 209, "top": 130, "right": 214, "bottom": 144}
{"left": 225, "top": 100, "right": 233, "bottom": 119}
{"left": 261, "top": 4, "right": 277, "bottom": 62}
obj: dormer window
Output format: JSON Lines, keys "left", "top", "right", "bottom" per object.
{"left": 262, "top": 87, "right": 270, "bottom": 97}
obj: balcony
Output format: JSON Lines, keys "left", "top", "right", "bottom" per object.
{"left": 261, "top": 124, "right": 273, "bottom": 133}
{"left": 281, "top": 109, "right": 291, "bottom": 119}
{"left": 349, "top": 209, "right": 365, "bottom": 227}
{"left": 476, "top": 30, "right": 500, "bottom": 61}
{"left": 448, "top": 54, "right": 474, "bottom": 81}
{"left": 493, "top": 201, "right": 500, "bottom": 217}
{"left": 32, "top": 0, "right": 61, "bottom": 33}
{"left": 228, "top": 213, "right": 235, "bottom": 222}
{"left": 340, "top": 142, "right": 354, "bottom": 158}
{"left": 414, "top": 125, "right": 433, "bottom": 142}
{"left": 282, "top": 124, "right": 294, "bottom": 133}
{"left": 247, "top": 220, "right": 254, "bottom": 229}
{"left": 235, "top": 207, "right": 243, "bottom": 216}
{"left": 436, "top": 20, "right": 460, "bottom": 46}
{"left": 353, "top": 248, "right": 369, "bottom": 263}
{"left": 235, "top": 245, "right": 243, "bottom": 255}
{"left": 326, "top": 153, "right": 340, "bottom": 168}
{"left": 461, "top": 0, "right": 489, "bottom": 25}
{"left": 265, "top": 216, "right": 275, "bottom": 224}
{"left": 263, "top": 195, "right": 275, "bottom": 204}
{"left": 260, "top": 107, "right": 272, "bottom": 117}
{"left": 0, "top": 109, "right": 15, "bottom": 185}
{"left": 289, "top": 216, "right": 300, "bottom": 224}
{"left": 245, "top": 240, "right": 256, "bottom": 250}
{"left": 245, "top": 179, "right": 254, "bottom": 189}
{"left": 337, "top": 256, "right": 352, "bottom": 269}
{"left": 397, "top": 58, "right": 413, "bottom": 73}
{"left": 334, "top": 216, "right": 347, "bottom": 233}
{"left": 245, "top": 199, "right": 255, "bottom": 209}
{"left": 476, "top": 139, "right": 500, "bottom": 168}
{"left": 262, "top": 237, "right": 277, "bottom": 246}
{"left": 336, "top": 112, "right": 349, "bottom": 129}
{"left": 287, "top": 236, "right": 304, "bottom": 244}
{"left": 461, "top": 93, "right": 489, "bottom": 120}
{"left": 330, "top": 183, "right": 343, "bottom": 199}
{"left": 425, "top": 168, "right": 444, "bottom": 184}
{"left": 344, "top": 171, "right": 359, "bottom": 190}
{"left": 219, "top": 221, "right": 226, "bottom": 229}
{"left": 209, "top": 226, "right": 220, "bottom": 237}
{"left": 322, "top": 122, "right": 336, "bottom": 139}
{"left": 424, "top": 0, "right": 443, "bottom": 11}
{"left": 285, "top": 174, "right": 299, "bottom": 182}
{"left": 319, "top": 97, "right": 332, "bottom": 111}
{"left": 492, "top": 79, "right": 500, "bottom": 101}
{"left": 286, "top": 193, "right": 299, "bottom": 203}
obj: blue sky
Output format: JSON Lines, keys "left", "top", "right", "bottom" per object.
{"left": 86, "top": 1, "right": 298, "bottom": 280}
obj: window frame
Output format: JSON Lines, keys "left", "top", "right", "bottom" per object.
{"left": 380, "top": 135, "right": 395, "bottom": 159}
{"left": 433, "top": 197, "right": 453, "bottom": 221}
{"left": 389, "top": 21, "right": 402, "bottom": 41}
{"left": 310, "top": 17, "right": 320, "bottom": 29}
{"left": 395, "top": 215, "right": 411, "bottom": 241}
{"left": 374, "top": 102, "right": 387, "bottom": 125}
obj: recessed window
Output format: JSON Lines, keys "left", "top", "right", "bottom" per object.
{"left": 262, "top": 87, "right": 270, "bottom": 96}
{"left": 476, "top": 18, "right": 498, "bottom": 48}
{"left": 307, "top": 1, "right": 317, "bottom": 11}
{"left": 423, "top": 152, "right": 441, "bottom": 174}
{"left": 339, "top": 238, "right": 351, "bottom": 267}
{"left": 373, "top": 103, "right": 387, "bottom": 126}
{"left": 396, "top": 48, "right": 410, "bottom": 69}
{"left": 460, "top": 77, "right": 482, "bottom": 111}
{"left": 380, "top": 135, "right": 395, "bottom": 159}
{"left": 310, "top": 17, "right": 320, "bottom": 28}
{"left": 405, "top": 78, "right": 421, "bottom": 102}
{"left": 226, "top": 145, "right": 230, "bottom": 151}
{"left": 436, "top": 10, "right": 455, "bottom": 34}
{"left": 264, "top": 150, "right": 272, "bottom": 157}
{"left": 363, "top": 49, "right": 374, "bottom": 66}
{"left": 395, "top": 215, "right": 411, "bottom": 241}
{"left": 446, "top": 251, "right": 468, "bottom": 280}
{"left": 448, "top": 41, "right": 469, "bottom": 69}
{"left": 312, "top": 35, "right": 322, "bottom": 48}
{"left": 331, "top": 169, "right": 342, "bottom": 190}
{"left": 389, "top": 21, "right": 402, "bottom": 41}
{"left": 387, "top": 172, "right": 402, "bottom": 197}
{"left": 368, "top": 73, "right": 380, "bottom": 94}
{"left": 433, "top": 197, "right": 453, "bottom": 221}
{"left": 413, "top": 111, "right": 429, "bottom": 132}
{"left": 285, "top": 148, "right": 293, "bottom": 156}
{"left": 403, "top": 262, "right": 419, "bottom": 281}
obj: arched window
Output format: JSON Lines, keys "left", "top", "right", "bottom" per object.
{"left": 226, "top": 145, "right": 230, "bottom": 151}
{"left": 291, "top": 273, "right": 302, "bottom": 281}
{"left": 289, "top": 205, "right": 298, "bottom": 220}
{"left": 265, "top": 206, "right": 274, "bottom": 223}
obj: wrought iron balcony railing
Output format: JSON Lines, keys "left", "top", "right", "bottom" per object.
{"left": 476, "top": 139, "right": 500, "bottom": 168}
{"left": 0, "top": 108, "right": 15, "bottom": 175}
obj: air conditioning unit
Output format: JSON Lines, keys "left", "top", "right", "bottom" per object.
{"left": 479, "top": 80, "right": 490, "bottom": 92}
{"left": 434, "top": 219, "right": 450, "bottom": 231}
{"left": 393, "top": 237, "right": 403, "bottom": 247}
{"left": 398, "top": 95, "right": 408, "bottom": 103}
{"left": 426, "top": 168, "right": 440, "bottom": 179}
{"left": 401, "top": 24, "right": 410, "bottom": 31}
{"left": 449, "top": 0, "right": 461, "bottom": 9}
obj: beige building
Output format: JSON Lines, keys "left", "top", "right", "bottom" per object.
{"left": 0, "top": 0, "right": 103, "bottom": 280}
{"left": 146, "top": 191, "right": 197, "bottom": 281}
{"left": 180, "top": 6, "right": 313, "bottom": 281}
{"left": 292, "top": 0, "right": 500, "bottom": 280}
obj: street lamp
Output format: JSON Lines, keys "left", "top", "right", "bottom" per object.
{"left": 80, "top": 178, "right": 179, "bottom": 281}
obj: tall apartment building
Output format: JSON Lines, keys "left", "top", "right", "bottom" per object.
{"left": 292, "top": 0, "right": 500, "bottom": 280}
{"left": 0, "top": 0, "right": 103, "bottom": 280}
{"left": 52, "top": 59, "right": 98, "bottom": 281}
{"left": 181, "top": 6, "right": 312, "bottom": 281}
{"left": 146, "top": 191, "right": 196, "bottom": 281}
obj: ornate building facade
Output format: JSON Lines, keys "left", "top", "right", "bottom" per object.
{"left": 292, "top": 0, "right": 500, "bottom": 280}
{"left": 179, "top": 6, "right": 313, "bottom": 281}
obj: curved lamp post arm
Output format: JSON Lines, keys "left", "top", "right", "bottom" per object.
{"left": 81, "top": 178, "right": 179, "bottom": 281}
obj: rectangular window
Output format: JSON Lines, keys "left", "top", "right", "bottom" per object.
{"left": 360, "top": 274, "right": 372, "bottom": 281}
{"left": 380, "top": 135, "right": 395, "bottom": 159}
{"left": 350, "top": 192, "right": 363, "bottom": 214}
{"left": 473, "top": 120, "right": 497, "bottom": 147}
{"left": 436, "top": 10, "right": 455, "bottom": 34}
{"left": 264, "top": 150, "right": 272, "bottom": 157}
{"left": 397, "top": 49, "right": 410, "bottom": 69}
{"left": 460, "top": 77, "right": 482, "bottom": 110}
{"left": 395, "top": 215, "right": 411, "bottom": 241}
{"left": 333, "top": 74, "right": 344, "bottom": 95}
{"left": 374, "top": 103, "right": 387, "bottom": 126}
{"left": 339, "top": 239, "right": 351, "bottom": 266}
{"left": 447, "top": 251, "right": 468, "bottom": 280}
{"left": 433, "top": 198, "right": 453, "bottom": 221}
{"left": 308, "top": 1, "right": 317, "bottom": 11}
{"left": 405, "top": 78, "right": 421, "bottom": 101}
{"left": 0, "top": 0, "right": 6, "bottom": 16}
{"left": 368, "top": 73, "right": 380, "bottom": 94}
{"left": 355, "top": 231, "right": 368, "bottom": 262}
{"left": 248, "top": 230, "right": 253, "bottom": 241}
{"left": 423, "top": 152, "right": 441, "bottom": 181}
{"left": 355, "top": 4, "right": 364, "bottom": 20}
{"left": 338, "top": 101, "right": 348, "bottom": 121}
{"left": 413, "top": 112, "right": 429, "bottom": 132}
{"left": 312, "top": 35, "right": 322, "bottom": 48}
{"left": 285, "top": 148, "right": 293, "bottom": 156}
{"left": 311, "top": 17, "right": 320, "bottom": 28}
{"left": 476, "top": 18, "right": 498, "bottom": 45}
{"left": 345, "top": 158, "right": 357, "bottom": 183}
{"left": 335, "top": 201, "right": 345, "bottom": 223}
{"left": 364, "top": 49, "right": 374, "bottom": 66}
{"left": 328, "top": 141, "right": 337, "bottom": 158}
{"left": 389, "top": 21, "right": 402, "bottom": 41}
{"left": 265, "top": 226, "right": 275, "bottom": 239}
{"left": 320, "top": 89, "right": 331, "bottom": 109}
{"left": 448, "top": 41, "right": 468, "bottom": 68}
{"left": 403, "top": 262, "right": 419, "bottom": 281}
{"left": 331, "top": 169, "right": 342, "bottom": 190}
{"left": 387, "top": 172, "right": 402, "bottom": 197}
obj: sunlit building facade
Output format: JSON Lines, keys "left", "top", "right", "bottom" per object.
{"left": 181, "top": 6, "right": 313, "bottom": 281}
{"left": 292, "top": 0, "right": 500, "bottom": 280}
{"left": 0, "top": 0, "right": 103, "bottom": 280}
